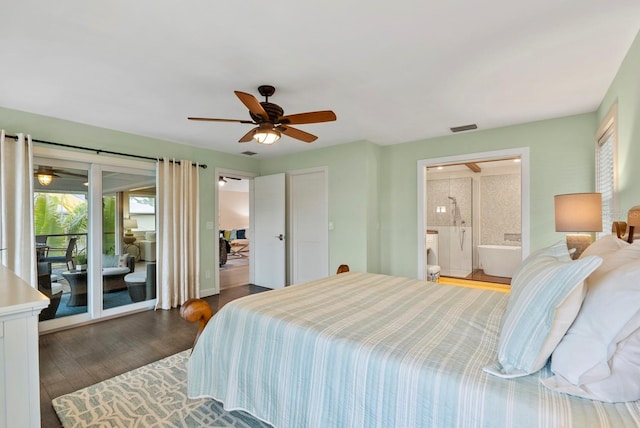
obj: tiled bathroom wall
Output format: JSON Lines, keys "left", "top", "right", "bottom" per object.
{"left": 480, "top": 174, "right": 521, "bottom": 245}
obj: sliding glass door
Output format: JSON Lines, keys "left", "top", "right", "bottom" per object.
{"left": 35, "top": 151, "right": 156, "bottom": 332}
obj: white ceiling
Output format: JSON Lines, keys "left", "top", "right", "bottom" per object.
{"left": 2, "top": 1, "right": 639, "bottom": 158}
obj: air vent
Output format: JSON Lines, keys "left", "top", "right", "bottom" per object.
{"left": 241, "top": 151, "right": 257, "bottom": 156}
{"left": 450, "top": 124, "right": 478, "bottom": 133}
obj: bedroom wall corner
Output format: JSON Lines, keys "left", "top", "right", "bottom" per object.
{"left": 597, "top": 28, "right": 640, "bottom": 215}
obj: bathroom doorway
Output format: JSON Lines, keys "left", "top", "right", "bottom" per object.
{"left": 417, "top": 148, "right": 530, "bottom": 285}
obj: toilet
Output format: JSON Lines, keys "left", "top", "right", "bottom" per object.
{"left": 425, "top": 231, "right": 441, "bottom": 282}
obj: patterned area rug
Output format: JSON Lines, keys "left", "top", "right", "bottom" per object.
{"left": 52, "top": 350, "right": 272, "bottom": 427}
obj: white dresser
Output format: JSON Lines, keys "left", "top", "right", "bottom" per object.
{"left": 0, "top": 265, "right": 49, "bottom": 428}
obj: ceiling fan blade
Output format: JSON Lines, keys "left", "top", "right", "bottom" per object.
{"left": 33, "top": 171, "right": 60, "bottom": 178}
{"left": 234, "top": 91, "right": 269, "bottom": 121}
{"left": 276, "top": 125, "right": 317, "bottom": 143}
{"left": 188, "top": 117, "right": 254, "bottom": 124}
{"left": 278, "top": 110, "right": 336, "bottom": 125}
{"left": 56, "top": 170, "right": 87, "bottom": 178}
{"left": 238, "top": 127, "right": 258, "bottom": 143}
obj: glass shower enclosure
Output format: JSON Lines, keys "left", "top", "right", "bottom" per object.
{"left": 426, "top": 177, "right": 473, "bottom": 278}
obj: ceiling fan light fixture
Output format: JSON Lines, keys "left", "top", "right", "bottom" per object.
{"left": 253, "top": 128, "right": 281, "bottom": 145}
{"left": 37, "top": 173, "right": 54, "bottom": 186}
{"left": 218, "top": 176, "right": 227, "bottom": 187}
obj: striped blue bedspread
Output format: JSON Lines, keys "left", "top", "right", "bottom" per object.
{"left": 187, "top": 272, "right": 640, "bottom": 427}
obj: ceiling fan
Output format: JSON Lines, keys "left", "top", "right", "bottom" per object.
{"left": 218, "top": 176, "right": 242, "bottom": 187}
{"left": 188, "top": 85, "right": 337, "bottom": 145}
{"left": 34, "top": 165, "right": 86, "bottom": 186}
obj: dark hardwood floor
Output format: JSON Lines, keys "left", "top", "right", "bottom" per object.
{"left": 39, "top": 284, "right": 268, "bottom": 427}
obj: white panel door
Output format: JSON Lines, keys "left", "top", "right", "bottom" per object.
{"left": 290, "top": 169, "right": 328, "bottom": 284}
{"left": 253, "top": 173, "right": 286, "bottom": 289}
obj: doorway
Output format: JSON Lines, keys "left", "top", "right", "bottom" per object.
{"left": 215, "top": 169, "right": 329, "bottom": 290}
{"left": 417, "top": 148, "right": 530, "bottom": 284}
{"left": 218, "top": 175, "right": 250, "bottom": 289}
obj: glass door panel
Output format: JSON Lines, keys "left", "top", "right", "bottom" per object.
{"left": 34, "top": 158, "right": 89, "bottom": 319}
{"left": 101, "top": 169, "right": 156, "bottom": 311}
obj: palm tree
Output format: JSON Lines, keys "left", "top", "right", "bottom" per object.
{"left": 34, "top": 194, "right": 66, "bottom": 249}
{"left": 102, "top": 196, "right": 116, "bottom": 255}
{"left": 34, "top": 193, "right": 88, "bottom": 255}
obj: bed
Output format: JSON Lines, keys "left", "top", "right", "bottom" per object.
{"left": 184, "top": 253, "right": 640, "bottom": 427}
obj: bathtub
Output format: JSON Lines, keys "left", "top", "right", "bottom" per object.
{"left": 478, "top": 245, "right": 522, "bottom": 278}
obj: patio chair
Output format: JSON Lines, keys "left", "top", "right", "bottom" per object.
{"left": 37, "top": 262, "right": 63, "bottom": 321}
{"left": 41, "top": 237, "right": 77, "bottom": 270}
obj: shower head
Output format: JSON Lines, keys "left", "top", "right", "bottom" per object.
{"left": 448, "top": 196, "right": 456, "bottom": 202}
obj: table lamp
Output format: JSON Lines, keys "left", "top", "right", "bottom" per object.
{"left": 554, "top": 193, "right": 602, "bottom": 259}
{"left": 123, "top": 218, "right": 138, "bottom": 244}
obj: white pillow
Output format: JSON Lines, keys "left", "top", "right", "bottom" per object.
{"left": 484, "top": 241, "right": 602, "bottom": 378}
{"left": 579, "top": 234, "right": 628, "bottom": 259}
{"left": 546, "top": 252, "right": 640, "bottom": 401}
{"left": 579, "top": 235, "right": 640, "bottom": 285}
{"left": 117, "top": 254, "right": 130, "bottom": 267}
{"left": 542, "top": 327, "right": 640, "bottom": 402}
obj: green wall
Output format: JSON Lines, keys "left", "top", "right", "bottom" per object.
{"left": 260, "top": 141, "right": 382, "bottom": 274}
{"left": 259, "top": 112, "right": 597, "bottom": 279}
{"left": 597, "top": 29, "right": 640, "bottom": 216}
{"left": 0, "top": 108, "right": 599, "bottom": 284}
{"left": 378, "top": 113, "right": 596, "bottom": 278}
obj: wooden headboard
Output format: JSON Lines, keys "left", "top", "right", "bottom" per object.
{"left": 612, "top": 205, "right": 640, "bottom": 243}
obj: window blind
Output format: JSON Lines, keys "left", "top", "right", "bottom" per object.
{"left": 596, "top": 125, "right": 615, "bottom": 238}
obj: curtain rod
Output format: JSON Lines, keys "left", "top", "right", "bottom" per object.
{"left": 2, "top": 133, "right": 208, "bottom": 169}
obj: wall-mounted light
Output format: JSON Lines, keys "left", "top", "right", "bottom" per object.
{"left": 218, "top": 176, "right": 227, "bottom": 187}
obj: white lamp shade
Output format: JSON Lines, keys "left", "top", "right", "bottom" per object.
{"left": 554, "top": 193, "right": 602, "bottom": 232}
{"left": 123, "top": 218, "right": 138, "bottom": 230}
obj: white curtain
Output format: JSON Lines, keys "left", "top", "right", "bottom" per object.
{"left": 156, "top": 157, "right": 200, "bottom": 309}
{"left": 0, "top": 131, "right": 36, "bottom": 284}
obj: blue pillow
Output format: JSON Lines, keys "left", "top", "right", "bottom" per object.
{"left": 484, "top": 241, "right": 602, "bottom": 378}
{"left": 236, "top": 229, "right": 246, "bottom": 239}
{"left": 102, "top": 254, "right": 119, "bottom": 268}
